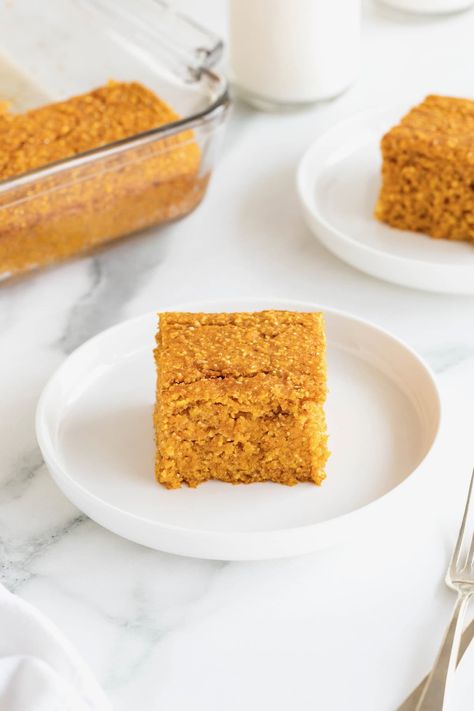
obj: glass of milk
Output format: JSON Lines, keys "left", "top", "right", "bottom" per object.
{"left": 229, "top": 0, "right": 361, "bottom": 110}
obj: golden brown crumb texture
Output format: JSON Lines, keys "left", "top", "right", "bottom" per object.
{"left": 154, "top": 310, "right": 329, "bottom": 489}
{"left": 0, "top": 81, "right": 204, "bottom": 277}
{"left": 375, "top": 94, "right": 474, "bottom": 241}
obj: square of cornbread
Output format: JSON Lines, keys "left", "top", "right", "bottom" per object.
{"left": 153, "top": 311, "right": 329, "bottom": 488}
{"left": 375, "top": 95, "right": 474, "bottom": 241}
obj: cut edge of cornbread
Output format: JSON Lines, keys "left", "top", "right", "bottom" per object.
{"left": 153, "top": 310, "right": 329, "bottom": 489}
{"left": 374, "top": 94, "right": 474, "bottom": 242}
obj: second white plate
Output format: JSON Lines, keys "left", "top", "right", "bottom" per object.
{"left": 36, "top": 299, "right": 441, "bottom": 560}
{"left": 297, "top": 105, "right": 474, "bottom": 294}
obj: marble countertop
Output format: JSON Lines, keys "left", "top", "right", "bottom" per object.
{"left": 1, "top": 1, "right": 474, "bottom": 709}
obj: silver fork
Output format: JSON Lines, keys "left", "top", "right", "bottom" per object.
{"left": 414, "top": 467, "right": 474, "bottom": 711}
{"left": 398, "top": 619, "right": 474, "bottom": 710}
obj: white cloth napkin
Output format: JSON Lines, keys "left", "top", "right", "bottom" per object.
{"left": 0, "top": 584, "right": 111, "bottom": 711}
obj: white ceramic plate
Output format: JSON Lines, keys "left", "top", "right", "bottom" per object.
{"left": 36, "top": 299, "right": 441, "bottom": 561}
{"left": 379, "top": 0, "right": 474, "bottom": 14}
{"left": 297, "top": 106, "right": 474, "bottom": 294}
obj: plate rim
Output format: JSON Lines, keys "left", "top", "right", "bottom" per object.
{"left": 35, "top": 299, "right": 443, "bottom": 553}
{"left": 296, "top": 105, "right": 474, "bottom": 292}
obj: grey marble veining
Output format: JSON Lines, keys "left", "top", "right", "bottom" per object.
{"left": 58, "top": 229, "right": 172, "bottom": 354}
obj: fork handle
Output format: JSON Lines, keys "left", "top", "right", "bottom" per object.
{"left": 415, "top": 592, "right": 472, "bottom": 711}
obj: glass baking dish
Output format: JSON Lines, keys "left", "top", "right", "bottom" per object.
{"left": 0, "top": 0, "right": 229, "bottom": 280}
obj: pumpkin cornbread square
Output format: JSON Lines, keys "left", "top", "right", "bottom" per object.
{"left": 375, "top": 95, "right": 474, "bottom": 242}
{"left": 153, "top": 311, "right": 329, "bottom": 489}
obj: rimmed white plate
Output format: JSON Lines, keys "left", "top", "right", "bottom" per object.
{"left": 36, "top": 299, "right": 441, "bottom": 561}
{"left": 297, "top": 106, "right": 474, "bottom": 294}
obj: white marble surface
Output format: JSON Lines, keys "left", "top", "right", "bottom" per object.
{"left": 1, "top": 1, "right": 474, "bottom": 709}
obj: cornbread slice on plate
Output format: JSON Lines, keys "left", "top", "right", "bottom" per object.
{"left": 375, "top": 95, "right": 474, "bottom": 242}
{"left": 154, "top": 311, "right": 329, "bottom": 489}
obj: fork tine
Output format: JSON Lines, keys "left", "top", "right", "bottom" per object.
{"left": 466, "top": 532, "right": 474, "bottom": 571}
{"left": 450, "top": 467, "right": 474, "bottom": 577}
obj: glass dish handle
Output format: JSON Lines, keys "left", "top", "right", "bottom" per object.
{"left": 78, "top": 0, "right": 223, "bottom": 81}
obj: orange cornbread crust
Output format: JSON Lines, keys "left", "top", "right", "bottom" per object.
{"left": 375, "top": 95, "right": 474, "bottom": 242}
{"left": 154, "top": 311, "right": 329, "bottom": 489}
{"left": 0, "top": 81, "right": 204, "bottom": 277}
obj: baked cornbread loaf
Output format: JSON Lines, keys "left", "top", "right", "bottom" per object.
{"left": 154, "top": 311, "right": 329, "bottom": 489}
{"left": 0, "top": 81, "right": 203, "bottom": 277}
{"left": 375, "top": 95, "right": 474, "bottom": 241}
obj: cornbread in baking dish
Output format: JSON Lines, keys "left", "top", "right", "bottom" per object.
{"left": 154, "top": 311, "right": 329, "bottom": 489}
{"left": 0, "top": 81, "right": 203, "bottom": 277}
{"left": 375, "top": 95, "right": 474, "bottom": 242}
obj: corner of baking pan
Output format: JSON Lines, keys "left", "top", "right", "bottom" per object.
{"left": 78, "top": 0, "right": 224, "bottom": 83}
{"left": 0, "top": 0, "right": 230, "bottom": 196}
{"left": 0, "top": 74, "right": 230, "bottom": 197}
